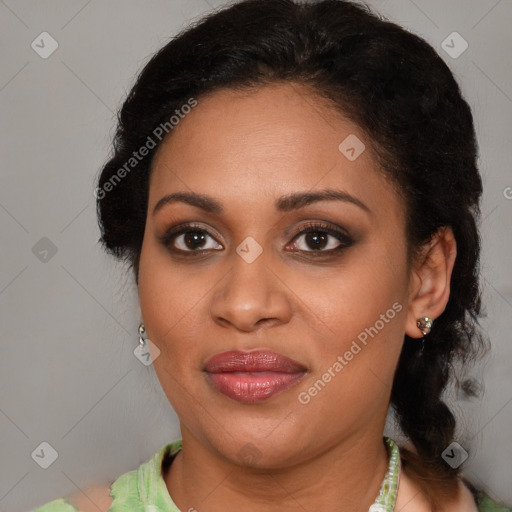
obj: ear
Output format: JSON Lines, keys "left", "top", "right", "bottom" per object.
{"left": 405, "top": 226, "right": 457, "bottom": 339}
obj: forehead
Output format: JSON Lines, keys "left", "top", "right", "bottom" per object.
{"left": 148, "top": 82, "right": 402, "bottom": 220}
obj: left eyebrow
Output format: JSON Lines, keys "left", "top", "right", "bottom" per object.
{"left": 152, "top": 188, "right": 371, "bottom": 216}
{"left": 276, "top": 189, "right": 371, "bottom": 214}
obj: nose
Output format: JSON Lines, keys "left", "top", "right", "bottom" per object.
{"left": 209, "top": 248, "right": 292, "bottom": 333}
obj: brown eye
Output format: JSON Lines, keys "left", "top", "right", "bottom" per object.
{"left": 288, "top": 222, "right": 354, "bottom": 254}
{"left": 159, "top": 224, "right": 223, "bottom": 253}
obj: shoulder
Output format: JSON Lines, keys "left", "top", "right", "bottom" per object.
{"left": 67, "top": 485, "right": 113, "bottom": 512}
{"left": 32, "top": 442, "right": 180, "bottom": 512}
{"left": 65, "top": 442, "right": 175, "bottom": 511}
{"left": 475, "top": 492, "right": 512, "bottom": 512}
{"left": 396, "top": 467, "right": 479, "bottom": 512}
{"left": 394, "top": 462, "right": 432, "bottom": 512}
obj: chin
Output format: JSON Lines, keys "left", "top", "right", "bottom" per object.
{"left": 203, "top": 424, "right": 312, "bottom": 470}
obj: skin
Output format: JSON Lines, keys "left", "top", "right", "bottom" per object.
{"left": 86, "top": 82, "right": 465, "bottom": 512}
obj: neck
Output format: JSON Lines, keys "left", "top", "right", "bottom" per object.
{"left": 164, "top": 426, "right": 390, "bottom": 512}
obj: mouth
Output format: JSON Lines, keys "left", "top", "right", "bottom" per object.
{"left": 203, "top": 350, "right": 307, "bottom": 404}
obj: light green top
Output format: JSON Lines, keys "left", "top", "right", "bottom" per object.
{"left": 30, "top": 437, "right": 511, "bottom": 511}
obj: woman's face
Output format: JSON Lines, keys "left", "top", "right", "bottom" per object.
{"left": 138, "top": 82, "right": 414, "bottom": 467}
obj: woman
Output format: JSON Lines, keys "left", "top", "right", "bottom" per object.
{"left": 32, "top": 0, "right": 511, "bottom": 510}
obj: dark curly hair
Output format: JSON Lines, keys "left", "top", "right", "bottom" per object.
{"left": 96, "top": 0, "right": 486, "bottom": 507}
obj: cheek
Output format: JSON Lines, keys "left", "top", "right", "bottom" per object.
{"left": 293, "top": 238, "right": 408, "bottom": 403}
{"left": 296, "top": 240, "right": 408, "bottom": 347}
{"left": 137, "top": 243, "right": 209, "bottom": 361}
{"left": 137, "top": 249, "right": 212, "bottom": 426}
{"left": 294, "top": 292, "right": 406, "bottom": 441}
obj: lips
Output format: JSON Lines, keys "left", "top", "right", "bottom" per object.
{"left": 204, "top": 350, "right": 307, "bottom": 403}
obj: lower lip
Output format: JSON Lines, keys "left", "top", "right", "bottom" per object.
{"left": 206, "top": 371, "right": 305, "bottom": 403}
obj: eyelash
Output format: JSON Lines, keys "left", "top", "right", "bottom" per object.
{"left": 158, "top": 221, "right": 354, "bottom": 258}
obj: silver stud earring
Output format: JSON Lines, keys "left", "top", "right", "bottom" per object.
{"left": 417, "top": 316, "right": 433, "bottom": 336}
{"left": 138, "top": 323, "right": 146, "bottom": 347}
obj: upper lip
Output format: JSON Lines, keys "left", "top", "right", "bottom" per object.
{"left": 204, "top": 350, "right": 307, "bottom": 373}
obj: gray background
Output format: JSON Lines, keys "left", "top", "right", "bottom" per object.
{"left": 0, "top": 1, "right": 511, "bottom": 510}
